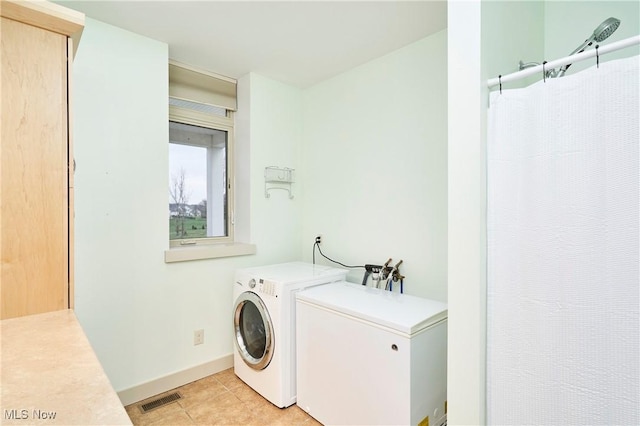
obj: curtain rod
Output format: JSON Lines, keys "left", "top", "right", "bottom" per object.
{"left": 487, "top": 35, "right": 640, "bottom": 88}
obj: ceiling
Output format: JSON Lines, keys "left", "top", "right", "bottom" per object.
{"left": 56, "top": 1, "right": 447, "bottom": 88}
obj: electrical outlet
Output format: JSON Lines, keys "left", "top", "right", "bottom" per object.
{"left": 315, "top": 235, "right": 322, "bottom": 244}
{"left": 194, "top": 329, "right": 204, "bottom": 346}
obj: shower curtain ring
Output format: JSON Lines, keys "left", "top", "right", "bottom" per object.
{"left": 596, "top": 44, "right": 600, "bottom": 68}
{"left": 543, "top": 61, "right": 547, "bottom": 82}
{"left": 499, "top": 75, "right": 502, "bottom": 94}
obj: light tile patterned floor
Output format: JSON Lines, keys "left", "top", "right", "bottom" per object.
{"left": 125, "top": 368, "right": 321, "bottom": 426}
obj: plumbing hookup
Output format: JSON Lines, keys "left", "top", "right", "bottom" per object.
{"left": 362, "top": 259, "right": 405, "bottom": 293}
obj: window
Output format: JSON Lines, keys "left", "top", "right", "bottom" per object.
{"left": 168, "top": 62, "right": 235, "bottom": 248}
{"left": 169, "top": 118, "right": 229, "bottom": 240}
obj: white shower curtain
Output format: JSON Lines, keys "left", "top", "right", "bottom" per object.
{"left": 487, "top": 55, "right": 639, "bottom": 425}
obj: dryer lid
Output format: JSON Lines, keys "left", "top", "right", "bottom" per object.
{"left": 296, "top": 281, "right": 448, "bottom": 335}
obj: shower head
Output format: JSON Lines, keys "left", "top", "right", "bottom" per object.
{"left": 519, "top": 17, "right": 622, "bottom": 78}
{"left": 557, "top": 17, "right": 621, "bottom": 77}
{"left": 592, "top": 17, "right": 621, "bottom": 42}
{"left": 571, "top": 17, "right": 622, "bottom": 55}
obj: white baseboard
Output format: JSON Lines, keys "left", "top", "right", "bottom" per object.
{"left": 117, "top": 353, "right": 234, "bottom": 406}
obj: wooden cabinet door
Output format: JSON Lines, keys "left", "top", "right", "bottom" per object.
{"left": 1, "top": 17, "right": 69, "bottom": 319}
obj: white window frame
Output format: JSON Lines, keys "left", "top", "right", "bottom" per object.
{"left": 168, "top": 104, "right": 234, "bottom": 248}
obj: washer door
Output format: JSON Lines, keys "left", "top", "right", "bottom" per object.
{"left": 234, "top": 291, "right": 274, "bottom": 370}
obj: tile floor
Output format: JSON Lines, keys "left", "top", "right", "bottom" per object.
{"left": 125, "top": 368, "right": 321, "bottom": 426}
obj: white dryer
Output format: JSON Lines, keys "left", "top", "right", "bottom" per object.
{"left": 233, "top": 262, "right": 347, "bottom": 408}
{"left": 296, "top": 281, "right": 448, "bottom": 426}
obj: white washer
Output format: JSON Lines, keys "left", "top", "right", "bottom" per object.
{"left": 296, "top": 281, "right": 448, "bottom": 426}
{"left": 233, "top": 262, "right": 347, "bottom": 408}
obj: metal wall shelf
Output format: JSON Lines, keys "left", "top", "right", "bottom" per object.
{"left": 265, "top": 166, "right": 294, "bottom": 199}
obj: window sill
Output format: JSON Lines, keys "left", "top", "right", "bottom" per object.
{"left": 164, "top": 242, "right": 256, "bottom": 263}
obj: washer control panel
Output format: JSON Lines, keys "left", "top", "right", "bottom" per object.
{"left": 258, "top": 278, "right": 277, "bottom": 297}
{"left": 235, "top": 273, "right": 279, "bottom": 298}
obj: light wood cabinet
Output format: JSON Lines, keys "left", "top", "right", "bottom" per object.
{"left": 1, "top": 0, "right": 84, "bottom": 319}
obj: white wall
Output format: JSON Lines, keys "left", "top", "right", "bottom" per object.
{"left": 244, "top": 73, "right": 304, "bottom": 262}
{"left": 301, "top": 30, "right": 448, "bottom": 302}
{"left": 73, "top": 19, "right": 303, "bottom": 395}
{"left": 482, "top": 1, "right": 545, "bottom": 89}
{"left": 447, "top": 3, "right": 485, "bottom": 423}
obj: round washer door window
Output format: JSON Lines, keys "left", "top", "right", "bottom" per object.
{"left": 234, "top": 291, "right": 274, "bottom": 370}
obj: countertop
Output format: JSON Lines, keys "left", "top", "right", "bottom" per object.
{"left": 1, "top": 310, "right": 132, "bottom": 425}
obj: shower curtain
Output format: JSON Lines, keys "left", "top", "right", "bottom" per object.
{"left": 487, "top": 55, "right": 639, "bottom": 425}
